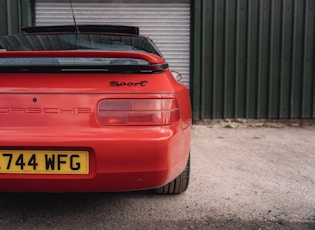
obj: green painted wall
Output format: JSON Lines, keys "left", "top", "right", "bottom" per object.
{"left": 0, "top": 0, "right": 31, "bottom": 35}
{"left": 193, "top": 0, "right": 315, "bottom": 120}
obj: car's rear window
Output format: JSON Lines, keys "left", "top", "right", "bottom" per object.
{"left": 0, "top": 33, "right": 161, "bottom": 56}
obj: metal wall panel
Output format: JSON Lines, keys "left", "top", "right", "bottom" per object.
{"left": 0, "top": 0, "right": 31, "bottom": 36}
{"left": 0, "top": 0, "right": 20, "bottom": 35}
{"left": 35, "top": 0, "right": 191, "bottom": 87}
{"left": 194, "top": 0, "right": 315, "bottom": 119}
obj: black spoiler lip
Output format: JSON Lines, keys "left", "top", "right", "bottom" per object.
{"left": 0, "top": 64, "right": 169, "bottom": 74}
{"left": 21, "top": 25, "right": 140, "bottom": 35}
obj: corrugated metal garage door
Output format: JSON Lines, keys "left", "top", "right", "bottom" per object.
{"left": 35, "top": 0, "right": 191, "bottom": 87}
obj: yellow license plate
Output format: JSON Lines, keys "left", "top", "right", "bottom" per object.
{"left": 0, "top": 150, "right": 89, "bottom": 174}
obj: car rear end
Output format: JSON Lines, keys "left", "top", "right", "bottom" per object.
{"left": 0, "top": 32, "right": 191, "bottom": 193}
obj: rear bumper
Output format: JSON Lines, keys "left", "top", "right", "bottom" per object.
{"left": 0, "top": 125, "right": 191, "bottom": 192}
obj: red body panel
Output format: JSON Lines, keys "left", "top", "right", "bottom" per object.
{"left": 0, "top": 51, "right": 191, "bottom": 192}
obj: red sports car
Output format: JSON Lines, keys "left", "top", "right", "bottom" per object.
{"left": 0, "top": 25, "right": 191, "bottom": 194}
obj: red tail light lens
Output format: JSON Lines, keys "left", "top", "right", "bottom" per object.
{"left": 98, "top": 99, "right": 180, "bottom": 125}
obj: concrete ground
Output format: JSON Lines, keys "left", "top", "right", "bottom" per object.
{"left": 190, "top": 123, "right": 315, "bottom": 226}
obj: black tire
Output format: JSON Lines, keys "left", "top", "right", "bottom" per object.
{"left": 154, "top": 154, "right": 190, "bottom": 194}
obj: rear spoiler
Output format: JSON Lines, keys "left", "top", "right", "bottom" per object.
{"left": 0, "top": 51, "right": 169, "bottom": 73}
{"left": 21, "top": 25, "right": 140, "bottom": 35}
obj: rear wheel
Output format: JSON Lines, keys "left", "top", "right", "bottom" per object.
{"left": 154, "top": 154, "right": 190, "bottom": 194}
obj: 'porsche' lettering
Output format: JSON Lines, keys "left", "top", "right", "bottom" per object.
{"left": 110, "top": 80, "right": 148, "bottom": 87}
{"left": 0, "top": 108, "right": 92, "bottom": 114}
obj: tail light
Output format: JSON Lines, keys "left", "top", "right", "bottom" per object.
{"left": 98, "top": 99, "right": 180, "bottom": 125}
